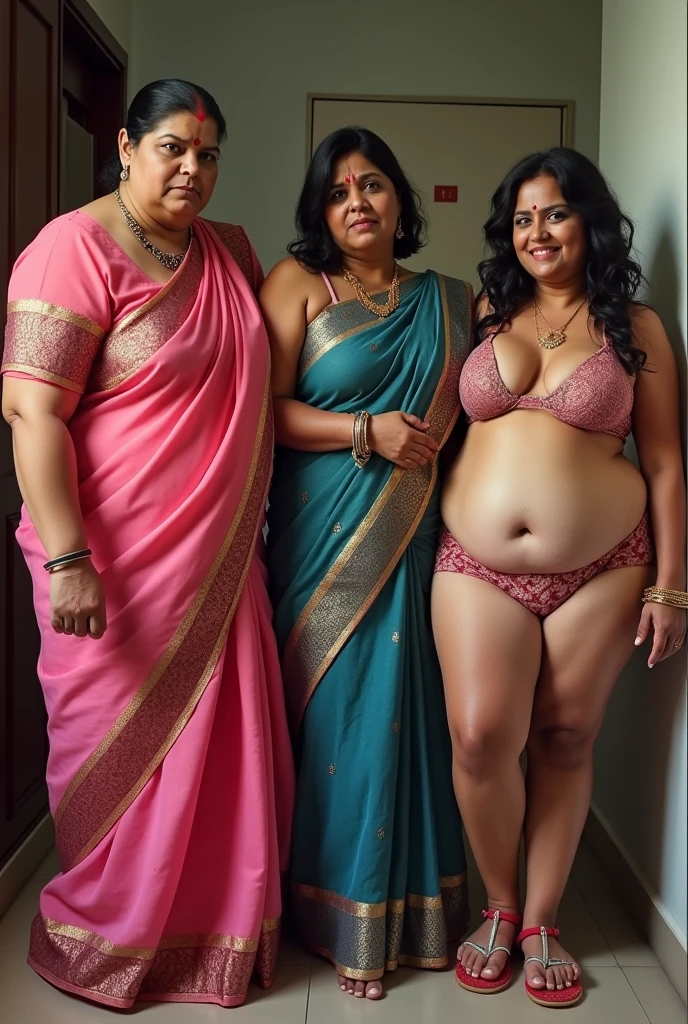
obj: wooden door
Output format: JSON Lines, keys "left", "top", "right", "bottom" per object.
{"left": 0, "top": 0, "right": 61, "bottom": 868}
{"left": 0, "top": 0, "right": 126, "bottom": 869}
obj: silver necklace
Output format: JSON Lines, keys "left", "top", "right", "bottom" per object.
{"left": 115, "top": 189, "right": 190, "bottom": 271}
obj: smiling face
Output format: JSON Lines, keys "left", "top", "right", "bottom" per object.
{"left": 512, "top": 175, "right": 587, "bottom": 286}
{"left": 118, "top": 111, "right": 220, "bottom": 228}
{"left": 323, "top": 151, "right": 400, "bottom": 260}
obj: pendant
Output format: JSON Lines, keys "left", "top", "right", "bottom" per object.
{"left": 539, "top": 330, "right": 566, "bottom": 350}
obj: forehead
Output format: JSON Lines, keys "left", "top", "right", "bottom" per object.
{"left": 330, "top": 151, "right": 385, "bottom": 182}
{"left": 515, "top": 175, "right": 565, "bottom": 207}
{"left": 152, "top": 111, "right": 219, "bottom": 144}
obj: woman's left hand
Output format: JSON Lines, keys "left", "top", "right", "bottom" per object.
{"left": 635, "top": 603, "right": 687, "bottom": 667}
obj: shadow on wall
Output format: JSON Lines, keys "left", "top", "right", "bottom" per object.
{"left": 596, "top": 217, "right": 687, "bottom": 915}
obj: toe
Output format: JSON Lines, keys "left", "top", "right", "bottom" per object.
{"left": 337, "top": 974, "right": 347, "bottom": 992}
{"left": 365, "top": 981, "right": 382, "bottom": 1000}
{"left": 346, "top": 978, "right": 356, "bottom": 995}
{"left": 545, "top": 967, "right": 556, "bottom": 991}
{"left": 527, "top": 964, "right": 545, "bottom": 988}
{"left": 354, "top": 981, "right": 365, "bottom": 998}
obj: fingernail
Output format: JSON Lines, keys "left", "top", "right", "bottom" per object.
{"left": 634, "top": 637, "right": 642, "bottom": 645}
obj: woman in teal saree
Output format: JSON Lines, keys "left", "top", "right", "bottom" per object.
{"left": 260, "top": 128, "right": 472, "bottom": 999}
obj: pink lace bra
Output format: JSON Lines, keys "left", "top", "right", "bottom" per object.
{"left": 459, "top": 332, "right": 634, "bottom": 440}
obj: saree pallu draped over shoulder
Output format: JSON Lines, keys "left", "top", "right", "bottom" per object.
{"left": 2, "top": 216, "right": 294, "bottom": 1008}
{"left": 268, "top": 271, "right": 472, "bottom": 981}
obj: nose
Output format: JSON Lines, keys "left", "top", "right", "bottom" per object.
{"left": 180, "top": 148, "right": 200, "bottom": 177}
{"left": 348, "top": 185, "right": 369, "bottom": 211}
{"left": 530, "top": 215, "right": 550, "bottom": 241}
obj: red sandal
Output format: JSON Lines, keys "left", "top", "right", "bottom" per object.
{"left": 455, "top": 909, "right": 521, "bottom": 994}
{"left": 517, "top": 926, "right": 583, "bottom": 1007}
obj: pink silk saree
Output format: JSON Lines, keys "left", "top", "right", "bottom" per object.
{"left": 2, "top": 211, "right": 294, "bottom": 1008}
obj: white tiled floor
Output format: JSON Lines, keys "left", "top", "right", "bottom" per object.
{"left": 0, "top": 840, "right": 684, "bottom": 1023}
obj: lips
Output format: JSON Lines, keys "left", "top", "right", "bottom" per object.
{"left": 351, "top": 219, "right": 376, "bottom": 229}
{"left": 529, "top": 246, "right": 560, "bottom": 260}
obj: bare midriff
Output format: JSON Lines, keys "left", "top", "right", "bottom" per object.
{"left": 441, "top": 410, "right": 647, "bottom": 574}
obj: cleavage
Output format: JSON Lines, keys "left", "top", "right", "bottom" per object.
{"left": 492, "top": 334, "right": 599, "bottom": 398}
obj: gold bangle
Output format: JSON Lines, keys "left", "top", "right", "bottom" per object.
{"left": 642, "top": 586, "right": 688, "bottom": 609}
{"left": 352, "top": 410, "right": 371, "bottom": 468}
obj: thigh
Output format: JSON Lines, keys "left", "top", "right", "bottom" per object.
{"left": 535, "top": 565, "right": 649, "bottom": 731}
{"left": 432, "top": 572, "right": 542, "bottom": 748}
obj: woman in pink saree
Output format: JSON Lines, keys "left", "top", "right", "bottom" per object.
{"left": 1, "top": 80, "right": 293, "bottom": 1008}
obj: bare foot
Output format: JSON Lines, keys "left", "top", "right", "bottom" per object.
{"left": 337, "top": 973, "right": 383, "bottom": 999}
{"left": 457, "top": 914, "right": 518, "bottom": 981}
{"left": 520, "top": 932, "right": 581, "bottom": 993}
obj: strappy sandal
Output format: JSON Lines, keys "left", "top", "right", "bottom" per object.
{"left": 455, "top": 909, "right": 521, "bottom": 994}
{"left": 517, "top": 925, "right": 583, "bottom": 1007}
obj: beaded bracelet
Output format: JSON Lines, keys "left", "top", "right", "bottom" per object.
{"left": 642, "top": 586, "right": 688, "bottom": 609}
{"left": 43, "top": 549, "right": 92, "bottom": 574}
{"left": 352, "top": 410, "right": 371, "bottom": 468}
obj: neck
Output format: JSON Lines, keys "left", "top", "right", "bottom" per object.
{"left": 341, "top": 251, "right": 396, "bottom": 288}
{"left": 117, "top": 186, "right": 190, "bottom": 250}
{"left": 533, "top": 277, "right": 587, "bottom": 309}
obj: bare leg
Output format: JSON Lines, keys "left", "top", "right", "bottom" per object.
{"left": 522, "top": 565, "right": 648, "bottom": 993}
{"left": 432, "top": 572, "right": 541, "bottom": 980}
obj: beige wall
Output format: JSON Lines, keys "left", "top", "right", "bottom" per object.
{"left": 86, "top": 0, "right": 132, "bottom": 57}
{"left": 596, "top": 0, "right": 687, "bottom": 950}
{"left": 128, "top": 0, "right": 602, "bottom": 271}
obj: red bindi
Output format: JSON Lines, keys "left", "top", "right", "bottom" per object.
{"left": 343, "top": 173, "right": 357, "bottom": 184}
{"left": 532, "top": 205, "right": 538, "bottom": 210}
{"left": 193, "top": 138, "right": 202, "bottom": 146}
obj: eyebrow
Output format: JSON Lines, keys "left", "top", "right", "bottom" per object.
{"left": 330, "top": 171, "right": 380, "bottom": 189}
{"left": 158, "top": 133, "right": 220, "bottom": 153}
{"left": 514, "top": 203, "right": 570, "bottom": 216}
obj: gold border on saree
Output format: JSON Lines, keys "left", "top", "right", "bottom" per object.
{"left": 7, "top": 299, "right": 105, "bottom": 337}
{"left": 285, "top": 275, "right": 471, "bottom": 729}
{"left": 54, "top": 372, "right": 272, "bottom": 867}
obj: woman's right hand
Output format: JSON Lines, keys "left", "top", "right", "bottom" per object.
{"left": 50, "top": 560, "right": 107, "bottom": 639}
{"left": 368, "top": 412, "right": 439, "bottom": 469}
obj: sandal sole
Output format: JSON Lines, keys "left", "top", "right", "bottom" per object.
{"left": 525, "top": 983, "right": 583, "bottom": 1008}
{"left": 456, "top": 966, "right": 512, "bottom": 994}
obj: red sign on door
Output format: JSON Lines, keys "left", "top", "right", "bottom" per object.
{"left": 434, "top": 185, "right": 458, "bottom": 203}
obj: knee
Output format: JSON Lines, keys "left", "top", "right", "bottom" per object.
{"left": 449, "top": 719, "right": 522, "bottom": 778}
{"left": 529, "top": 721, "right": 596, "bottom": 770}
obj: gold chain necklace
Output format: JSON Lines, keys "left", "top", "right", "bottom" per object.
{"left": 115, "top": 189, "right": 190, "bottom": 271}
{"left": 533, "top": 297, "right": 587, "bottom": 349}
{"left": 343, "top": 265, "right": 400, "bottom": 318}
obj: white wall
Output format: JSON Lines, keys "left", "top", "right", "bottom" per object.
{"left": 86, "top": 0, "right": 132, "bottom": 57}
{"left": 128, "top": 0, "right": 602, "bottom": 271}
{"left": 596, "top": 0, "right": 687, "bottom": 951}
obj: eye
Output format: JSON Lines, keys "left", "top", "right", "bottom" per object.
{"left": 199, "top": 152, "right": 218, "bottom": 163}
{"left": 548, "top": 210, "right": 566, "bottom": 221}
{"left": 364, "top": 180, "right": 382, "bottom": 190}
{"left": 329, "top": 189, "right": 347, "bottom": 203}
{"left": 514, "top": 216, "right": 530, "bottom": 227}
{"left": 163, "top": 143, "right": 181, "bottom": 154}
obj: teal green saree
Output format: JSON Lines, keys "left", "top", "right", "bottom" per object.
{"left": 268, "top": 270, "right": 472, "bottom": 981}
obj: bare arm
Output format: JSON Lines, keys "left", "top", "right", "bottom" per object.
{"left": 631, "top": 307, "right": 686, "bottom": 663}
{"left": 258, "top": 260, "right": 437, "bottom": 467}
{"left": 2, "top": 376, "right": 106, "bottom": 638}
{"left": 259, "top": 259, "right": 355, "bottom": 451}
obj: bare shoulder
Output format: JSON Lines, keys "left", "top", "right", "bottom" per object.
{"left": 262, "top": 256, "right": 315, "bottom": 290}
{"left": 630, "top": 303, "right": 673, "bottom": 361}
{"left": 79, "top": 194, "right": 119, "bottom": 232}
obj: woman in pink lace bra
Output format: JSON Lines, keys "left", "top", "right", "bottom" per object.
{"left": 432, "top": 147, "right": 686, "bottom": 1008}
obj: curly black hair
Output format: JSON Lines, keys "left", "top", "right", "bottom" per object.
{"left": 476, "top": 147, "right": 646, "bottom": 373}
{"left": 287, "top": 127, "right": 426, "bottom": 273}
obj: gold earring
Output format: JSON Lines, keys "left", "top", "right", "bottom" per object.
{"left": 120, "top": 165, "right": 130, "bottom": 181}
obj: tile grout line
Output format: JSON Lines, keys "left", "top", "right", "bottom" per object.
{"left": 621, "top": 967, "right": 655, "bottom": 1024}
{"left": 304, "top": 965, "right": 312, "bottom": 1024}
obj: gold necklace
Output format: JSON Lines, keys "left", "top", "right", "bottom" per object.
{"left": 533, "top": 297, "right": 587, "bottom": 349}
{"left": 343, "top": 265, "right": 400, "bottom": 318}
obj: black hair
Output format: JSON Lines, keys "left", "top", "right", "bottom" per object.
{"left": 100, "top": 79, "right": 227, "bottom": 192}
{"left": 287, "top": 126, "right": 426, "bottom": 273}
{"left": 476, "top": 146, "right": 646, "bottom": 373}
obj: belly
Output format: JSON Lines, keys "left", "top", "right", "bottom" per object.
{"left": 441, "top": 411, "right": 648, "bottom": 573}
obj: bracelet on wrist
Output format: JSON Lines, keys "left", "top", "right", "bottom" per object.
{"left": 352, "top": 410, "right": 371, "bottom": 468}
{"left": 43, "top": 549, "right": 92, "bottom": 574}
{"left": 642, "top": 586, "right": 688, "bottom": 609}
